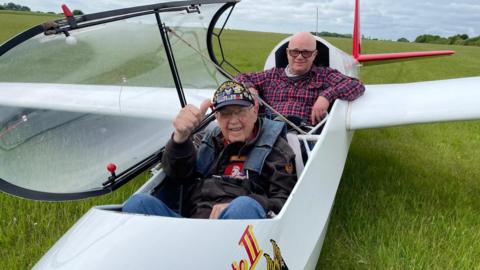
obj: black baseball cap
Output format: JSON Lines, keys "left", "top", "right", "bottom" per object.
{"left": 212, "top": 81, "right": 254, "bottom": 111}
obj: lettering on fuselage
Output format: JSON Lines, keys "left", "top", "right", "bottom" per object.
{"left": 231, "top": 225, "right": 263, "bottom": 270}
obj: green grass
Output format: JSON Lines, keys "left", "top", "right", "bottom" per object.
{"left": 0, "top": 174, "right": 148, "bottom": 269}
{"left": 1, "top": 11, "right": 480, "bottom": 270}
{"left": 314, "top": 37, "right": 480, "bottom": 269}
{"left": 0, "top": 10, "right": 59, "bottom": 43}
{"left": 211, "top": 29, "right": 289, "bottom": 72}
{"left": 318, "top": 124, "right": 480, "bottom": 269}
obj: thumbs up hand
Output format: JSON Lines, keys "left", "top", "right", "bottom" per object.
{"left": 173, "top": 99, "right": 212, "bottom": 143}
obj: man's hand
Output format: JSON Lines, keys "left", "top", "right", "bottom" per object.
{"left": 209, "top": 203, "right": 229, "bottom": 219}
{"left": 248, "top": 87, "right": 260, "bottom": 111}
{"left": 173, "top": 99, "right": 211, "bottom": 143}
{"left": 310, "top": 96, "right": 330, "bottom": 125}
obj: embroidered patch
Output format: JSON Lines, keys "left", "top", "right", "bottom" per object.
{"left": 224, "top": 162, "right": 245, "bottom": 178}
{"left": 284, "top": 163, "right": 294, "bottom": 174}
{"left": 230, "top": 155, "right": 247, "bottom": 162}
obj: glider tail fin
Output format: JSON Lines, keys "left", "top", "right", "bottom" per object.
{"left": 352, "top": 0, "right": 361, "bottom": 59}
{"left": 352, "top": 0, "right": 454, "bottom": 64}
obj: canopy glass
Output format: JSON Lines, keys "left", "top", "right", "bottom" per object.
{"left": 0, "top": 0, "right": 234, "bottom": 200}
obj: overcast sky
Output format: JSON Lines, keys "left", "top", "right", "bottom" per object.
{"left": 12, "top": 0, "right": 480, "bottom": 41}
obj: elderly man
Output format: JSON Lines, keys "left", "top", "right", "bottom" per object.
{"left": 123, "top": 81, "right": 297, "bottom": 219}
{"left": 236, "top": 32, "right": 365, "bottom": 125}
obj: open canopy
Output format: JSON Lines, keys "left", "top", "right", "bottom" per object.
{"left": 0, "top": 0, "right": 239, "bottom": 200}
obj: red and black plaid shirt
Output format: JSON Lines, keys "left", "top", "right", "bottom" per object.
{"left": 236, "top": 66, "right": 365, "bottom": 124}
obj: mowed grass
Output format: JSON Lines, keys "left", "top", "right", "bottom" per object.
{"left": 316, "top": 38, "right": 480, "bottom": 269}
{"left": 0, "top": 11, "right": 59, "bottom": 43}
{"left": 0, "top": 12, "right": 150, "bottom": 269}
{"left": 1, "top": 12, "right": 480, "bottom": 270}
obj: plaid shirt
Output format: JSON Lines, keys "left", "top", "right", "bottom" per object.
{"left": 236, "top": 66, "right": 365, "bottom": 124}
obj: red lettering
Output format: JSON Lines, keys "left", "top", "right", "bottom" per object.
{"left": 232, "top": 225, "right": 264, "bottom": 270}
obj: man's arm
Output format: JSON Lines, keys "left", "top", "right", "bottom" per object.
{"left": 236, "top": 69, "right": 277, "bottom": 111}
{"left": 162, "top": 137, "right": 197, "bottom": 181}
{"left": 249, "top": 137, "right": 298, "bottom": 214}
{"left": 311, "top": 67, "right": 365, "bottom": 124}
{"left": 319, "top": 67, "right": 365, "bottom": 104}
{"left": 162, "top": 100, "right": 211, "bottom": 180}
{"left": 235, "top": 68, "right": 276, "bottom": 93}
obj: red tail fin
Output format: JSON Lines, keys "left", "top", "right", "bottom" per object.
{"left": 352, "top": 0, "right": 361, "bottom": 59}
{"left": 352, "top": 0, "right": 454, "bottom": 63}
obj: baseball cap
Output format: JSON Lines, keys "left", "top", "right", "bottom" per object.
{"left": 212, "top": 81, "right": 254, "bottom": 111}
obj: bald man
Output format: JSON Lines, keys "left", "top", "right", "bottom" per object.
{"left": 236, "top": 32, "right": 365, "bottom": 126}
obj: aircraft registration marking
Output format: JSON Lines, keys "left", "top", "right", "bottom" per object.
{"left": 231, "top": 225, "right": 263, "bottom": 270}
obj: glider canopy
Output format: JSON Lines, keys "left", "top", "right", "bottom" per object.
{"left": 0, "top": 0, "right": 241, "bottom": 200}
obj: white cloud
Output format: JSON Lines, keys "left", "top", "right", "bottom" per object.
{"left": 11, "top": 0, "right": 480, "bottom": 40}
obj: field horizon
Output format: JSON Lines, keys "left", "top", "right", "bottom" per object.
{"left": 1, "top": 10, "right": 480, "bottom": 270}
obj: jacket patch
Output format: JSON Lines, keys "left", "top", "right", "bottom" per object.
{"left": 230, "top": 155, "right": 247, "bottom": 162}
{"left": 284, "top": 163, "right": 294, "bottom": 174}
{"left": 224, "top": 162, "right": 246, "bottom": 179}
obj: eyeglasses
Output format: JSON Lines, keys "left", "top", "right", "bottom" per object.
{"left": 217, "top": 106, "right": 253, "bottom": 119}
{"left": 287, "top": 49, "right": 317, "bottom": 58}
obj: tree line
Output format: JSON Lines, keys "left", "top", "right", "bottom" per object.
{"left": 412, "top": 34, "right": 480, "bottom": 47}
{"left": 317, "top": 32, "right": 480, "bottom": 48}
{"left": 0, "top": 2, "right": 83, "bottom": 15}
{"left": 0, "top": 2, "right": 30, "bottom": 11}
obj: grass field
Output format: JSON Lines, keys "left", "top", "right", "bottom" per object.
{"left": 1, "top": 11, "right": 480, "bottom": 270}
{"left": 0, "top": 10, "right": 59, "bottom": 43}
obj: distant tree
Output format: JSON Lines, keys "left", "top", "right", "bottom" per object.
{"left": 3, "top": 2, "right": 30, "bottom": 11}
{"left": 317, "top": 31, "right": 351, "bottom": 38}
{"left": 414, "top": 34, "right": 426, "bottom": 43}
{"left": 447, "top": 34, "right": 469, "bottom": 45}
{"left": 397, "top": 37, "right": 409, "bottom": 42}
{"left": 464, "top": 36, "right": 480, "bottom": 46}
{"left": 414, "top": 34, "right": 448, "bottom": 44}
{"left": 72, "top": 9, "right": 83, "bottom": 15}
{"left": 0, "top": 5, "right": 4, "bottom": 10}
{"left": 5, "top": 2, "right": 19, "bottom": 10}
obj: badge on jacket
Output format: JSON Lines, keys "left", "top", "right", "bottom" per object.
{"left": 285, "top": 163, "right": 294, "bottom": 174}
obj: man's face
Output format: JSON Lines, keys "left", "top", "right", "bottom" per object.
{"left": 286, "top": 36, "right": 317, "bottom": 75}
{"left": 215, "top": 105, "right": 257, "bottom": 143}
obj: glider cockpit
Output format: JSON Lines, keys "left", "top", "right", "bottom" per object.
{"left": 0, "top": 0, "right": 319, "bottom": 203}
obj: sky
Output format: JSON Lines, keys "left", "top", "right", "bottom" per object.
{"left": 11, "top": 0, "right": 480, "bottom": 41}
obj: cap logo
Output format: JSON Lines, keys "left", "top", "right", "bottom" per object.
{"left": 213, "top": 81, "right": 254, "bottom": 109}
